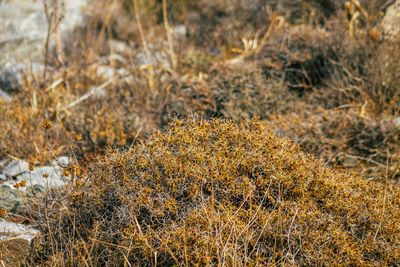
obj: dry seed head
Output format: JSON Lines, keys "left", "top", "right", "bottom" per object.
{"left": 71, "top": 163, "right": 79, "bottom": 170}
{"left": 28, "top": 163, "right": 34, "bottom": 171}
{"left": 42, "top": 120, "right": 53, "bottom": 129}
{"left": 369, "top": 28, "right": 382, "bottom": 42}
{"left": 20, "top": 180, "right": 26, "bottom": 187}
{"left": 0, "top": 209, "right": 6, "bottom": 217}
{"left": 64, "top": 170, "right": 71, "bottom": 176}
{"left": 74, "top": 134, "right": 82, "bottom": 141}
{"left": 42, "top": 173, "right": 49, "bottom": 178}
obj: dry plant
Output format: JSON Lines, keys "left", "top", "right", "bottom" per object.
{"left": 133, "top": 0, "right": 156, "bottom": 94}
{"left": 29, "top": 119, "right": 400, "bottom": 265}
{"left": 162, "top": 0, "right": 177, "bottom": 70}
{"left": 42, "top": 0, "right": 65, "bottom": 84}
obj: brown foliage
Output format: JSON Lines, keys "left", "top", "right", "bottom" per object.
{"left": 30, "top": 119, "right": 400, "bottom": 265}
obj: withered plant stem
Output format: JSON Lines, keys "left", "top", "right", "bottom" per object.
{"left": 133, "top": 0, "right": 155, "bottom": 94}
{"left": 163, "top": 0, "right": 177, "bottom": 70}
{"left": 42, "top": 0, "right": 65, "bottom": 86}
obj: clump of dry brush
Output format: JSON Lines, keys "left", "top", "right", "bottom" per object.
{"left": 30, "top": 118, "right": 400, "bottom": 266}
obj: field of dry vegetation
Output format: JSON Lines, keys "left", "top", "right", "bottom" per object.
{"left": 1, "top": 0, "right": 400, "bottom": 265}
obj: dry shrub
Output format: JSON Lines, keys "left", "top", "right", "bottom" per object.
{"left": 0, "top": 73, "right": 150, "bottom": 162}
{"left": 154, "top": 4, "right": 400, "bottom": 181}
{"left": 206, "top": 63, "right": 297, "bottom": 120}
{"left": 30, "top": 119, "right": 400, "bottom": 265}
{"left": 181, "top": 0, "right": 344, "bottom": 48}
{"left": 231, "top": 12, "right": 400, "bottom": 179}
{"left": 271, "top": 108, "right": 400, "bottom": 179}
{"left": 359, "top": 41, "right": 400, "bottom": 115}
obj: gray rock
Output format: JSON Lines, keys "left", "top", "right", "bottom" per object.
{"left": 0, "top": 156, "right": 73, "bottom": 193}
{"left": 0, "top": 158, "right": 9, "bottom": 169}
{"left": 99, "top": 53, "right": 128, "bottom": 65}
{"left": 51, "top": 156, "right": 71, "bottom": 167}
{"left": 96, "top": 65, "right": 116, "bottom": 80}
{"left": 173, "top": 25, "right": 187, "bottom": 36}
{"left": 0, "top": 187, "right": 27, "bottom": 214}
{"left": 0, "top": 220, "right": 39, "bottom": 266}
{"left": 0, "top": 220, "right": 39, "bottom": 243}
{"left": 2, "top": 160, "right": 29, "bottom": 178}
{"left": 393, "top": 116, "right": 400, "bottom": 127}
{"left": 0, "top": 159, "right": 68, "bottom": 216}
{"left": 0, "top": 63, "right": 25, "bottom": 93}
{"left": 2, "top": 165, "right": 67, "bottom": 192}
{"left": 0, "top": 0, "right": 89, "bottom": 92}
{"left": 109, "top": 40, "right": 131, "bottom": 55}
{"left": 381, "top": 0, "right": 400, "bottom": 41}
{"left": 0, "top": 185, "right": 44, "bottom": 215}
{"left": 0, "top": 88, "right": 11, "bottom": 101}
{"left": 96, "top": 65, "right": 130, "bottom": 80}
{"left": 0, "top": 62, "right": 44, "bottom": 92}
{"left": 135, "top": 40, "right": 171, "bottom": 68}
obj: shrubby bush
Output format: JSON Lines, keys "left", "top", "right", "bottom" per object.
{"left": 30, "top": 118, "right": 400, "bottom": 265}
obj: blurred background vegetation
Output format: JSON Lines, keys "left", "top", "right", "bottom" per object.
{"left": 1, "top": 0, "right": 400, "bottom": 179}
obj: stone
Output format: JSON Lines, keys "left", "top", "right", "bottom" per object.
{"left": 0, "top": 156, "right": 73, "bottom": 196}
{"left": 173, "top": 25, "right": 187, "bottom": 37}
{"left": 51, "top": 156, "right": 71, "bottom": 167}
{"left": 0, "top": 220, "right": 39, "bottom": 266}
{"left": 0, "top": 62, "right": 45, "bottom": 93}
{"left": 137, "top": 47, "right": 170, "bottom": 68}
{"left": 1, "top": 165, "right": 67, "bottom": 192}
{"left": 0, "top": 158, "right": 9, "bottom": 169}
{"left": 393, "top": 116, "right": 400, "bottom": 127}
{"left": 2, "top": 160, "right": 29, "bottom": 178}
{"left": 0, "top": 0, "right": 89, "bottom": 92}
{"left": 96, "top": 65, "right": 130, "bottom": 80}
{"left": 381, "top": 0, "right": 400, "bottom": 41}
{"left": 0, "top": 63, "right": 25, "bottom": 93}
{"left": 0, "top": 187, "right": 28, "bottom": 214}
{"left": 0, "top": 88, "right": 11, "bottom": 101}
{"left": 96, "top": 65, "right": 116, "bottom": 80}
{"left": 109, "top": 40, "right": 131, "bottom": 56}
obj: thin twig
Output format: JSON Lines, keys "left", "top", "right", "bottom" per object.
{"left": 374, "top": 151, "right": 390, "bottom": 240}
{"left": 286, "top": 208, "right": 298, "bottom": 260}
{"left": 163, "top": 0, "right": 177, "bottom": 69}
{"left": 128, "top": 127, "right": 142, "bottom": 151}
{"left": 380, "top": 0, "right": 396, "bottom": 12}
{"left": 42, "top": 0, "right": 52, "bottom": 84}
{"left": 345, "top": 154, "right": 387, "bottom": 168}
{"left": 133, "top": 0, "right": 155, "bottom": 93}
{"left": 42, "top": 0, "right": 65, "bottom": 85}
{"left": 44, "top": 197, "right": 55, "bottom": 254}
{"left": 63, "top": 79, "right": 114, "bottom": 110}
